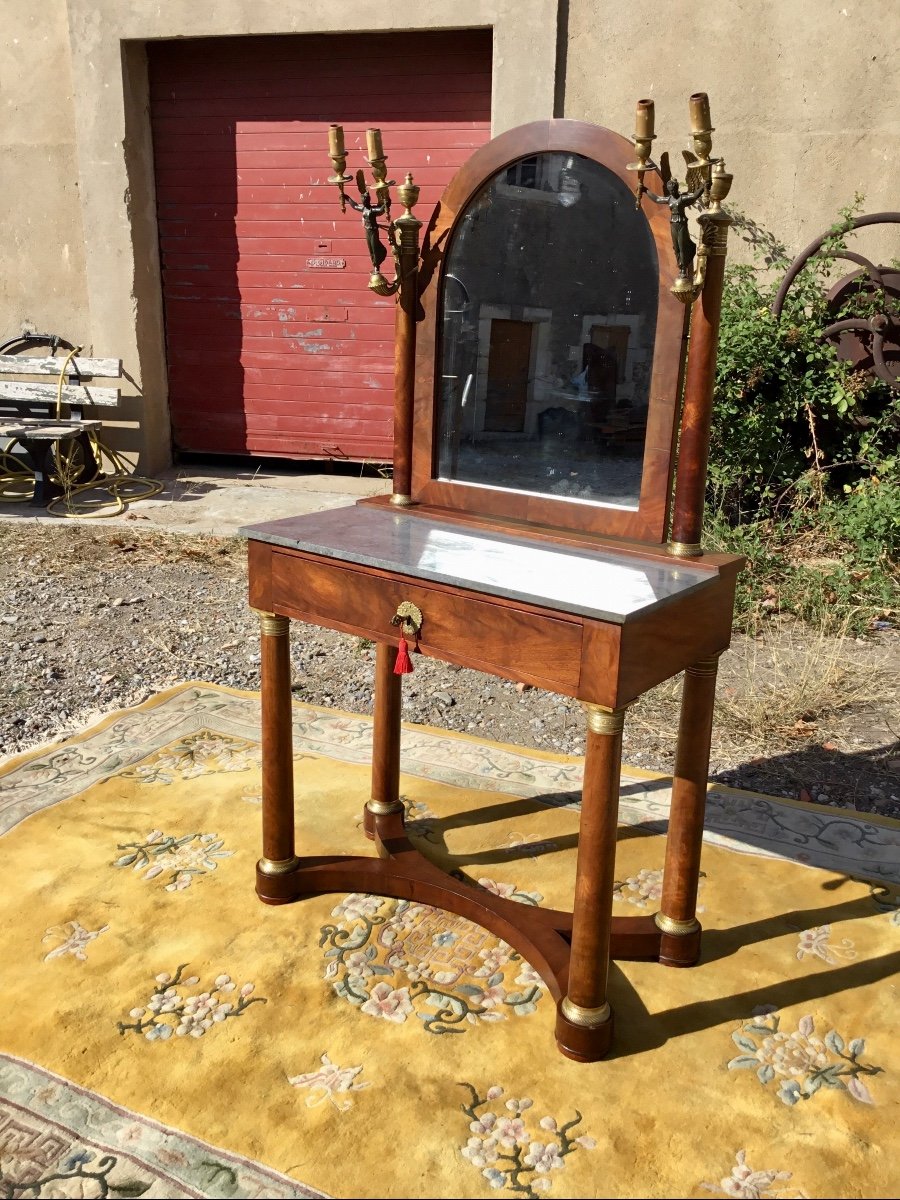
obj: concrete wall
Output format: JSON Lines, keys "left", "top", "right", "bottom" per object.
{"left": 563, "top": 0, "right": 900, "bottom": 263}
{"left": 0, "top": 4, "right": 89, "bottom": 343}
{"left": 1, "top": 0, "right": 897, "bottom": 469}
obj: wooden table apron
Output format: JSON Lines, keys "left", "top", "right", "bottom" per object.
{"left": 246, "top": 534, "right": 738, "bottom": 1062}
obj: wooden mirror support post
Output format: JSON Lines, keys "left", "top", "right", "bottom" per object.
{"left": 245, "top": 99, "right": 742, "bottom": 1064}
{"left": 630, "top": 94, "right": 735, "bottom": 970}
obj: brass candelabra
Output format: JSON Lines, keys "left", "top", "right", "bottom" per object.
{"left": 326, "top": 124, "right": 422, "bottom": 298}
{"left": 627, "top": 92, "right": 733, "bottom": 303}
{"left": 325, "top": 123, "right": 422, "bottom": 505}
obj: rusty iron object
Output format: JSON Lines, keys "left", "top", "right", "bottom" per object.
{"left": 772, "top": 212, "right": 900, "bottom": 389}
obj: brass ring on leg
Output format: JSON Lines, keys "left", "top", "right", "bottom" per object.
{"left": 668, "top": 541, "right": 703, "bottom": 558}
{"left": 561, "top": 998, "right": 611, "bottom": 1027}
{"left": 582, "top": 703, "right": 628, "bottom": 735}
{"left": 555, "top": 996, "right": 615, "bottom": 1061}
{"left": 366, "top": 799, "right": 405, "bottom": 817}
{"left": 655, "top": 912, "right": 701, "bottom": 936}
{"left": 254, "top": 610, "right": 290, "bottom": 637}
{"left": 258, "top": 856, "right": 301, "bottom": 877}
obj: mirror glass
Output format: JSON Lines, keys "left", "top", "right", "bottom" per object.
{"left": 435, "top": 152, "right": 658, "bottom": 509}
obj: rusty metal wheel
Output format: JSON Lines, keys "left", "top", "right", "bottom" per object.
{"left": 772, "top": 212, "right": 900, "bottom": 388}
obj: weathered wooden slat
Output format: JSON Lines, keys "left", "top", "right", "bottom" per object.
{"left": 0, "top": 381, "right": 120, "bottom": 407}
{"left": 0, "top": 355, "right": 121, "bottom": 378}
{"left": 0, "top": 418, "right": 101, "bottom": 438}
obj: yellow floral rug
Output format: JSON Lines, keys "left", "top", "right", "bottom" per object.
{"left": 1, "top": 682, "right": 898, "bottom": 1199}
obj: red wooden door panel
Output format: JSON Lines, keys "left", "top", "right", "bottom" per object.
{"left": 148, "top": 32, "right": 492, "bottom": 460}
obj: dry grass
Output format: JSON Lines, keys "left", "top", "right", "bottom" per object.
{"left": 713, "top": 622, "right": 892, "bottom": 749}
{"left": 0, "top": 522, "right": 247, "bottom": 574}
{"left": 631, "top": 620, "right": 897, "bottom": 761}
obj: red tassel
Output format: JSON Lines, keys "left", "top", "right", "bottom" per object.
{"left": 394, "top": 635, "right": 414, "bottom": 675}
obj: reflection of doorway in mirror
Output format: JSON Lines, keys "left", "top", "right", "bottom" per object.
{"left": 484, "top": 319, "right": 533, "bottom": 432}
{"left": 472, "top": 305, "right": 552, "bottom": 441}
{"left": 589, "top": 326, "right": 630, "bottom": 385}
{"left": 578, "top": 314, "right": 649, "bottom": 451}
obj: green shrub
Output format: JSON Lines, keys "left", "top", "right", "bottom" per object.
{"left": 824, "top": 470, "right": 900, "bottom": 564}
{"left": 710, "top": 204, "right": 898, "bottom": 524}
{"left": 705, "top": 203, "right": 899, "bottom": 632}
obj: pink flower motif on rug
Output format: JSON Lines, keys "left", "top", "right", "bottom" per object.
{"left": 700, "top": 1149, "right": 805, "bottom": 1198}
{"left": 477, "top": 877, "right": 544, "bottom": 906}
{"left": 795, "top": 924, "right": 856, "bottom": 965}
{"left": 320, "top": 894, "right": 547, "bottom": 1034}
{"left": 459, "top": 1083, "right": 596, "bottom": 1197}
{"left": 727, "top": 1009, "right": 883, "bottom": 1105}
{"left": 288, "top": 1053, "right": 371, "bottom": 1111}
{"left": 112, "top": 829, "right": 232, "bottom": 891}
{"left": 117, "top": 966, "right": 266, "bottom": 1042}
{"left": 119, "top": 729, "right": 260, "bottom": 784}
{"left": 613, "top": 866, "right": 706, "bottom": 912}
{"left": 42, "top": 920, "right": 109, "bottom": 962}
{"left": 360, "top": 982, "right": 414, "bottom": 1023}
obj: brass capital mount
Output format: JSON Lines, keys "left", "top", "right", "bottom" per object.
{"left": 254, "top": 610, "right": 290, "bottom": 638}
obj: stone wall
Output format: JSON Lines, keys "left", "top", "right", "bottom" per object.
{"left": 563, "top": 0, "right": 900, "bottom": 263}
{"left": 0, "top": 4, "right": 89, "bottom": 344}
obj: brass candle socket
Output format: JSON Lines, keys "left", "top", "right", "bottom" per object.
{"left": 627, "top": 137, "right": 658, "bottom": 208}
{"left": 327, "top": 124, "right": 352, "bottom": 213}
{"left": 627, "top": 99, "right": 658, "bottom": 208}
{"left": 365, "top": 128, "right": 395, "bottom": 216}
{"left": 687, "top": 93, "right": 717, "bottom": 205}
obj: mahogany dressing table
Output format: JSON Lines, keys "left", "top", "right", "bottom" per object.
{"left": 243, "top": 101, "right": 742, "bottom": 1061}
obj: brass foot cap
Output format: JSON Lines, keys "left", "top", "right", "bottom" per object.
{"left": 555, "top": 999, "right": 615, "bottom": 1061}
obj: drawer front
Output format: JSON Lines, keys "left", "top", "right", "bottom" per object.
{"left": 271, "top": 550, "right": 584, "bottom": 695}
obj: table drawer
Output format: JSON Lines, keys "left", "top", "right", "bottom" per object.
{"left": 271, "top": 549, "right": 584, "bottom": 695}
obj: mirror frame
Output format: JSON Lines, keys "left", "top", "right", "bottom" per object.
{"left": 411, "top": 119, "right": 689, "bottom": 544}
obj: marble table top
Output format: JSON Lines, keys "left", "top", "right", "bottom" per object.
{"left": 241, "top": 505, "right": 714, "bottom": 625}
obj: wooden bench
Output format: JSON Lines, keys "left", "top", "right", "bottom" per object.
{"left": 0, "top": 341, "right": 122, "bottom": 506}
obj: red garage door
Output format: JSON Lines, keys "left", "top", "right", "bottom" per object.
{"left": 148, "top": 31, "right": 492, "bottom": 460}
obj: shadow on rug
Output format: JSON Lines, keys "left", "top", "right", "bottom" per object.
{"left": 0, "top": 683, "right": 897, "bottom": 1199}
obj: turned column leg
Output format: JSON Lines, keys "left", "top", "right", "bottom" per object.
{"left": 555, "top": 703, "right": 629, "bottom": 1062}
{"left": 656, "top": 654, "right": 721, "bottom": 965}
{"left": 255, "top": 610, "right": 300, "bottom": 896}
{"left": 363, "top": 641, "right": 404, "bottom": 839}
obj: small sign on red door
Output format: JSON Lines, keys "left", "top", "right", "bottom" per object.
{"left": 307, "top": 257, "right": 346, "bottom": 270}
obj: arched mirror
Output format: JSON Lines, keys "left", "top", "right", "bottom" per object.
{"left": 436, "top": 152, "right": 657, "bottom": 510}
{"left": 412, "top": 122, "right": 687, "bottom": 543}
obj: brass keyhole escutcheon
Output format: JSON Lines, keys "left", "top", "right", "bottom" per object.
{"left": 391, "top": 600, "right": 422, "bottom": 641}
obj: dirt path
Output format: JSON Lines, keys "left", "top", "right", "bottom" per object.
{"left": 1, "top": 522, "right": 897, "bottom": 817}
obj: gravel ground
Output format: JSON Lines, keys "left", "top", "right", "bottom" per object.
{"left": 1, "top": 522, "right": 898, "bottom": 817}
